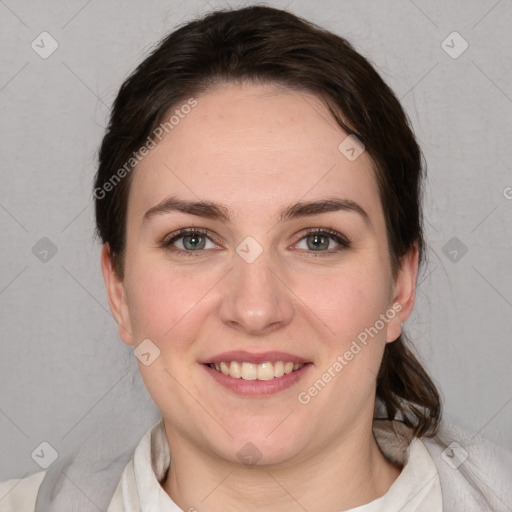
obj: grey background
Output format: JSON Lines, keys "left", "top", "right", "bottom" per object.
{"left": 1, "top": 0, "right": 511, "bottom": 482}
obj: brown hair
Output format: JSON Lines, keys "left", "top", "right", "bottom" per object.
{"left": 94, "top": 5, "right": 441, "bottom": 437}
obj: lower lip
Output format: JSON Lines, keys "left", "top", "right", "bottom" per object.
{"left": 202, "top": 363, "right": 312, "bottom": 396}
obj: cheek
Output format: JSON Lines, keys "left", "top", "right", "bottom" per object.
{"left": 124, "top": 258, "right": 214, "bottom": 344}
{"left": 295, "top": 261, "right": 393, "bottom": 345}
{"left": 296, "top": 266, "right": 392, "bottom": 412}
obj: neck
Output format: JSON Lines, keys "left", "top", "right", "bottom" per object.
{"left": 162, "top": 421, "right": 401, "bottom": 512}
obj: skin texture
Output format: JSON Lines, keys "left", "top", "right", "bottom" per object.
{"left": 102, "top": 82, "right": 419, "bottom": 511}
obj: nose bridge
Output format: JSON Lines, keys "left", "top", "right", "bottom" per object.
{"left": 219, "top": 242, "right": 294, "bottom": 334}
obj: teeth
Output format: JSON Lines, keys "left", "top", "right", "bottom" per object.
{"left": 274, "top": 361, "right": 284, "bottom": 378}
{"left": 257, "top": 362, "right": 275, "bottom": 381}
{"left": 241, "top": 362, "right": 258, "bottom": 380}
{"left": 230, "top": 361, "right": 241, "bottom": 378}
{"left": 220, "top": 361, "right": 230, "bottom": 375}
{"left": 209, "top": 361, "right": 305, "bottom": 380}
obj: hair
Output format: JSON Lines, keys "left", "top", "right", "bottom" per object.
{"left": 94, "top": 5, "right": 441, "bottom": 437}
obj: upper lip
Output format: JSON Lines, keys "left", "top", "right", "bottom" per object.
{"left": 200, "top": 351, "right": 310, "bottom": 365}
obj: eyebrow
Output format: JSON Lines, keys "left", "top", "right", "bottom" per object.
{"left": 143, "top": 195, "right": 370, "bottom": 226}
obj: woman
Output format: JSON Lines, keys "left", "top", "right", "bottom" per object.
{"left": 1, "top": 5, "right": 511, "bottom": 511}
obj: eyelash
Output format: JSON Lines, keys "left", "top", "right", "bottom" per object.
{"left": 161, "top": 227, "right": 351, "bottom": 258}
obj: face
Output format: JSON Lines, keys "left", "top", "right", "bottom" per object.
{"left": 102, "top": 82, "right": 418, "bottom": 467}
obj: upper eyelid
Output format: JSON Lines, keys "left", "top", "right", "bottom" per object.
{"left": 163, "top": 227, "right": 218, "bottom": 245}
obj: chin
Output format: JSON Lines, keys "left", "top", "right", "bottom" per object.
{"left": 210, "top": 421, "right": 308, "bottom": 467}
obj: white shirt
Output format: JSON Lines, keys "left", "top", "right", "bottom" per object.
{"left": 0, "top": 419, "right": 442, "bottom": 511}
{"left": 106, "top": 418, "right": 443, "bottom": 511}
{"left": 3, "top": 417, "right": 511, "bottom": 511}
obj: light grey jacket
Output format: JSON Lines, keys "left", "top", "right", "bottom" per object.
{"left": 1, "top": 418, "right": 511, "bottom": 511}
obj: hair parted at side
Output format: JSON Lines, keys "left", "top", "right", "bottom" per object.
{"left": 94, "top": 5, "right": 441, "bottom": 437}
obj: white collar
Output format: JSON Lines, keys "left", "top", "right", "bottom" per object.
{"left": 108, "top": 418, "right": 443, "bottom": 511}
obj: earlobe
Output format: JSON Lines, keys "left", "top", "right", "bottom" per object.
{"left": 100, "top": 244, "right": 133, "bottom": 346}
{"left": 386, "top": 243, "right": 420, "bottom": 343}
{"left": 385, "top": 309, "right": 403, "bottom": 343}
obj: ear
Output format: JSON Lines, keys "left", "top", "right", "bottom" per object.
{"left": 386, "top": 242, "right": 419, "bottom": 343}
{"left": 101, "top": 244, "right": 134, "bottom": 346}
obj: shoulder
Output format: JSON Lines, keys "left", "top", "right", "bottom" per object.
{"left": 0, "top": 471, "right": 46, "bottom": 512}
{"left": 422, "top": 419, "right": 512, "bottom": 511}
{"left": 373, "top": 417, "right": 512, "bottom": 511}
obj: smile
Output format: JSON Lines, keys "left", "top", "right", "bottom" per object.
{"left": 208, "top": 361, "right": 305, "bottom": 380}
{"left": 203, "top": 360, "right": 312, "bottom": 396}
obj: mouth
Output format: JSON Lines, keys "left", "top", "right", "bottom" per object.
{"left": 206, "top": 360, "right": 305, "bottom": 380}
{"left": 201, "top": 353, "right": 312, "bottom": 396}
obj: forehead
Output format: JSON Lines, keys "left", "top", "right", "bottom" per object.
{"left": 129, "top": 82, "right": 382, "bottom": 224}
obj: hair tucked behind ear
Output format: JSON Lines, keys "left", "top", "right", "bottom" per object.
{"left": 377, "top": 334, "right": 442, "bottom": 437}
{"left": 94, "top": 5, "right": 442, "bottom": 437}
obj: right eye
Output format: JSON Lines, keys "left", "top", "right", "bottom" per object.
{"left": 162, "top": 228, "right": 220, "bottom": 256}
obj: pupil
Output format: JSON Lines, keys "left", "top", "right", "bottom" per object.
{"left": 309, "top": 234, "right": 328, "bottom": 251}
{"left": 185, "top": 234, "right": 204, "bottom": 250}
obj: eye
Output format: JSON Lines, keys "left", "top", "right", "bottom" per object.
{"left": 294, "top": 228, "right": 350, "bottom": 255}
{"left": 162, "top": 228, "right": 219, "bottom": 255}
{"left": 161, "top": 227, "right": 351, "bottom": 257}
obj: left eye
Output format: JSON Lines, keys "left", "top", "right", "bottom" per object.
{"left": 294, "top": 230, "right": 350, "bottom": 252}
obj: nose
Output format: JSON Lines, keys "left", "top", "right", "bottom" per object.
{"left": 219, "top": 247, "right": 295, "bottom": 336}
